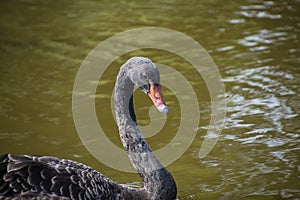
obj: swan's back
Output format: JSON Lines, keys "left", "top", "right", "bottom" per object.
{"left": 0, "top": 154, "right": 122, "bottom": 199}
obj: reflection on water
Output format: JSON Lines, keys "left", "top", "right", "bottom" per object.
{"left": 0, "top": 0, "right": 299, "bottom": 199}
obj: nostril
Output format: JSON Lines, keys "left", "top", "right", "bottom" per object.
{"left": 154, "top": 93, "right": 160, "bottom": 99}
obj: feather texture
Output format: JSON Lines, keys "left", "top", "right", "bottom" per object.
{"left": 0, "top": 154, "right": 127, "bottom": 199}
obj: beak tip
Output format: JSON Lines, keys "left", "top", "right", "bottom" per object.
{"left": 157, "top": 104, "right": 168, "bottom": 115}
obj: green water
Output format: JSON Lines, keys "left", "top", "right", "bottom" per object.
{"left": 0, "top": 0, "right": 299, "bottom": 199}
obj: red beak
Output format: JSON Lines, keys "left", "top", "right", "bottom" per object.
{"left": 148, "top": 82, "right": 168, "bottom": 114}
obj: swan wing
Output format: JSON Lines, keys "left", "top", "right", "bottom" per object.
{"left": 0, "top": 154, "right": 121, "bottom": 199}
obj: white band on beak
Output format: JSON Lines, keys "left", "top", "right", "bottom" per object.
{"left": 156, "top": 104, "right": 169, "bottom": 115}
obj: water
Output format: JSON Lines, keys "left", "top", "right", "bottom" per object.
{"left": 0, "top": 0, "right": 299, "bottom": 199}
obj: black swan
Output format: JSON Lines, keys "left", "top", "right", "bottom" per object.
{"left": 0, "top": 57, "right": 177, "bottom": 200}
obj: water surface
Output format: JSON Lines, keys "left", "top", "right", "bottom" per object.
{"left": 0, "top": 0, "right": 299, "bottom": 199}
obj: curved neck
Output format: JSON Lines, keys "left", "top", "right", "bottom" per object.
{"left": 114, "top": 67, "right": 177, "bottom": 199}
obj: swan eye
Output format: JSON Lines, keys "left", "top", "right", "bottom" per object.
{"left": 140, "top": 83, "right": 150, "bottom": 94}
{"left": 154, "top": 83, "right": 160, "bottom": 89}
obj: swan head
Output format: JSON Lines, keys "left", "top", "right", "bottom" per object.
{"left": 125, "top": 57, "right": 168, "bottom": 115}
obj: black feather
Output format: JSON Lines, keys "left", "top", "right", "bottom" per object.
{"left": 0, "top": 154, "right": 127, "bottom": 199}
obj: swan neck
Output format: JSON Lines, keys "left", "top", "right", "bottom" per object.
{"left": 114, "top": 67, "right": 176, "bottom": 199}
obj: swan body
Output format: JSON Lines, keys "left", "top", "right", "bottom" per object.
{"left": 0, "top": 57, "right": 177, "bottom": 200}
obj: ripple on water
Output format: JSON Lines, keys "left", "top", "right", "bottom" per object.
{"left": 218, "top": 41, "right": 300, "bottom": 195}
{"left": 236, "top": 1, "right": 282, "bottom": 20}
{"left": 238, "top": 30, "right": 288, "bottom": 48}
{"left": 223, "top": 64, "right": 297, "bottom": 134}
